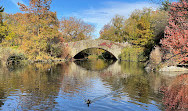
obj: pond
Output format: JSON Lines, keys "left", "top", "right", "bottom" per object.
{"left": 0, "top": 60, "right": 187, "bottom": 111}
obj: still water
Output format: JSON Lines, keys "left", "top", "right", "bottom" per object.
{"left": 0, "top": 60, "right": 187, "bottom": 111}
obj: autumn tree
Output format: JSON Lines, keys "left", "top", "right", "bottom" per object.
{"left": 100, "top": 9, "right": 154, "bottom": 46}
{"left": 15, "top": 0, "right": 61, "bottom": 59}
{"left": 150, "top": 0, "right": 186, "bottom": 11}
{"left": 99, "top": 24, "right": 114, "bottom": 41}
{"left": 160, "top": 0, "right": 188, "bottom": 64}
{"left": 100, "top": 15, "right": 125, "bottom": 42}
{"left": 125, "top": 8, "right": 154, "bottom": 47}
{"left": 60, "top": 17, "right": 94, "bottom": 42}
{"left": 2, "top": 13, "right": 27, "bottom": 46}
{"left": 100, "top": 9, "right": 156, "bottom": 61}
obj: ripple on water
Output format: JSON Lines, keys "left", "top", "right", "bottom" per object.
{"left": 0, "top": 61, "right": 177, "bottom": 111}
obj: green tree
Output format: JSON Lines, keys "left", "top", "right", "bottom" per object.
{"left": 100, "top": 8, "right": 157, "bottom": 61}
{"left": 100, "top": 15, "right": 125, "bottom": 42}
{"left": 121, "top": 8, "right": 156, "bottom": 61}
{"left": 124, "top": 8, "right": 154, "bottom": 47}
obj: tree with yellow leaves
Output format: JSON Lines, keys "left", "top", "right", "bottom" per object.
{"left": 16, "top": 0, "right": 60, "bottom": 59}
{"left": 124, "top": 8, "right": 154, "bottom": 47}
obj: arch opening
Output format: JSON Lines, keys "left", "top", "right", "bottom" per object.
{"left": 73, "top": 48, "right": 117, "bottom": 60}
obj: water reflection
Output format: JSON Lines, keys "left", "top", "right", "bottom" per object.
{"left": 99, "top": 62, "right": 161, "bottom": 108}
{"left": 0, "top": 60, "right": 187, "bottom": 110}
{"left": 0, "top": 63, "right": 66, "bottom": 110}
{"left": 74, "top": 59, "right": 116, "bottom": 71}
{"left": 119, "top": 61, "right": 146, "bottom": 75}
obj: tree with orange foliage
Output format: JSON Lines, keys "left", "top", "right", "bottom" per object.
{"left": 16, "top": 0, "right": 60, "bottom": 59}
{"left": 160, "top": 0, "right": 188, "bottom": 64}
{"left": 60, "top": 17, "right": 94, "bottom": 42}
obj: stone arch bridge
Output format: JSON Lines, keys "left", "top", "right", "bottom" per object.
{"left": 65, "top": 39, "right": 130, "bottom": 59}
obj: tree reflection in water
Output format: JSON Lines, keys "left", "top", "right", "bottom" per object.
{"left": 74, "top": 59, "right": 115, "bottom": 71}
{"left": 0, "top": 63, "right": 69, "bottom": 110}
{"left": 160, "top": 74, "right": 188, "bottom": 111}
{"left": 99, "top": 68, "right": 154, "bottom": 105}
{"left": 0, "top": 60, "right": 187, "bottom": 110}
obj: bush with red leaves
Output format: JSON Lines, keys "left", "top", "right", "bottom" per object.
{"left": 160, "top": 0, "right": 188, "bottom": 64}
{"left": 161, "top": 74, "right": 188, "bottom": 111}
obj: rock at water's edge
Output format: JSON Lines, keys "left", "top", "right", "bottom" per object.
{"left": 159, "top": 66, "right": 188, "bottom": 72}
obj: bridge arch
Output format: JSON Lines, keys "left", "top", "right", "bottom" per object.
{"left": 65, "top": 39, "right": 130, "bottom": 60}
{"left": 73, "top": 47, "right": 117, "bottom": 59}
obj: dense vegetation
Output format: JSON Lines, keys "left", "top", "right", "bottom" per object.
{"left": 0, "top": 0, "right": 95, "bottom": 62}
{"left": 160, "top": 1, "right": 188, "bottom": 64}
{"left": 100, "top": 0, "right": 187, "bottom": 64}
{"left": 0, "top": 0, "right": 187, "bottom": 65}
{"left": 99, "top": 8, "right": 168, "bottom": 61}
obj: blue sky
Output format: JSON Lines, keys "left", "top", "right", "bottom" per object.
{"left": 0, "top": 0, "right": 171, "bottom": 38}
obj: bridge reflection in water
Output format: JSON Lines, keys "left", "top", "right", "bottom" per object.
{"left": 0, "top": 60, "right": 187, "bottom": 110}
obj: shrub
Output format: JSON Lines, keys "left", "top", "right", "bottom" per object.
{"left": 47, "top": 43, "right": 64, "bottom": 58}
{"left": 0, "top": 47, "right": 26, "bottom": 66}
{"left": 120, "top": 46, "right": 146, "bottom": 62}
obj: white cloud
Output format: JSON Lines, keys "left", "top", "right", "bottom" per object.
{"left": 10, "top": 0, "right": 26, "bottom": 8}
{"left": 69, "top": 1, "right": 159, "bottom": 39}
